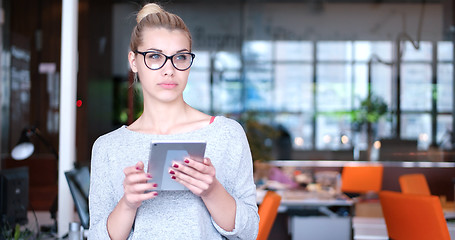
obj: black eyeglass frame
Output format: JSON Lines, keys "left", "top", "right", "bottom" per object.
{"left": 134, "top": 50, "right": 195, "bottom": 71}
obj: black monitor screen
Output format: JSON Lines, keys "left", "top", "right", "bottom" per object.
{"left": 65, "top": 166, "right": 90, "bottom": 229}
{"left": 0, "top": 167, "right": 29, "bottom": 227}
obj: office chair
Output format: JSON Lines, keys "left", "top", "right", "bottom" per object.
{"left": 399, "top": 173, "right": 431, "bottom": 195}
{"left": 257, "top": 191, "right": 282, "bottom": 240}
{"left": 340, "top": 164, "right": 383, "bottom": 195}
{"left": 379, "top": 190, "right": 450, "bottom": 240}
{"left": 65, "top": 166, "right": 90, "bottom": 230}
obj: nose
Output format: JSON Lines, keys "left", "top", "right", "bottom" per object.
{"left": 161, "top": 57, "right": 175, "bottom": 75}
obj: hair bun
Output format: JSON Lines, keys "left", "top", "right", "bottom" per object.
{"left": 136, "top": 3, "right": 164, "bottom": 23}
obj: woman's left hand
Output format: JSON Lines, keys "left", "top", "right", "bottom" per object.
{"left": 169, "top": 157, "right": 218, "bottom": 196}
{"left": 171, "top": 157, "right": 236, "bottom": 231}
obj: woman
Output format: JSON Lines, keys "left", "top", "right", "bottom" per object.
{"left": 88, "top": 3, "right": 259, "bottom": 240}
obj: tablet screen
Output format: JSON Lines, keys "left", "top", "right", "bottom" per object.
{"left": 147, "top": 141, "right": 206, "bottom": 191}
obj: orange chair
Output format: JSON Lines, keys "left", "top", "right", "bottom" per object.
{"left": 257, "top": 191, "right": 282, "bottom": 240}
{"left": 341, "top": 164, "right": 383, "bottom": 194}
{"left": 399, "top": 173, "right": 431, "bottom": 195}
{"left": 379, "top": 190, "right": 450, "bottom": 240}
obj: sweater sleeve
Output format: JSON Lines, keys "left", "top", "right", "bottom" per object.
{"left": 88, "top": 137, "right": 117, "bottom": 240}
{"left": 211, "top": 122, "right": 259, "bottom": 239}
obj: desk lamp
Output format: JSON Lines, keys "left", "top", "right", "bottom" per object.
{"left": 11, "top": 127, "right": 59, "bottom": 235}
{"left": 11, "top": 127, "right": 59, "bottom": 161}
{"left": 11, "top": 128, "right": 36, "bottom": 161}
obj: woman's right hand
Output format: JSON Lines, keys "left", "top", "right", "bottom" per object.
{"left": 122, "top": 161, "right": 158, "bottom": 210}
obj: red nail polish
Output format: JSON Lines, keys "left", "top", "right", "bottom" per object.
{"left": 136, "top": 167, "right": 141, "bottom": 170}
{"left": 154, "top": 192, "right": 158, "bottom": 196}
{"left": 173, "top": 164, "right": 179, "bottom": 168}
{"left": 169, "top": 170, "right": 175, "bottom": 174}
{"left": 184, "top": 159, "right": 190, "bottom": 164}
{"left": 153, "top": 183, "right": 158, "bottom": 187}
{"left": 147, "top": 173, "right": 152, "bottom": 178}
{"left": 171, "top": 176, "right": 176, "bottom": 180}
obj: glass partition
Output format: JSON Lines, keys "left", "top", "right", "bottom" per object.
{"left": 179, "top": 39, "right": 454, "bottom": 161}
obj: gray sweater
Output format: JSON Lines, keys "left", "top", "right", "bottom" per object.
{"left": 88, "top": 116, "right": 259, "bottom": 239}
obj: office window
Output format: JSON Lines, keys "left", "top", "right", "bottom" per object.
{"left": 399, "top": 41, "right": 433, "bottom": 150}
{"left": 354, "top": 41, "right": 394, "bottom": 106}
{"left": 371, "top": 64, "right": 393, "bottom": 107}
{"left": 213, "top": 71, "right": 243, "bottom": 113}
{"left": 185, "top": 51, "right": 211, "bottom": 112}
{"left": 244, "top": 65, "right": 273, "bottom": 110}
{"left": 316, "top": 42, "right": 354, "bottom": 150}
{"left": 275, "top": 113, "right": 313, "bottom": 150}
{"left": 274, "top": 63, "right": 313, "bottom": 112}
{"left": 186, "top": 71, "right": 211, "bottom": 112}
{"left": 214, "top": 51, "right": 242, "bottom": 70}
{"left": 438, "top": 41, "right": 453, "bottom": 61}
{"left": 273, "top": 41, "right": 314, "bottom": 112}
{"left": 437, "top": 115, "right": 452, "bottom": 149}
{"left": 352, "top": 63, "right": 368, "bottom": 107}
{"left": 436, "top": 41, "right": 453, "bottom": 150}
{"left": 186, "top": 40, "right": 453, "bottom": 154}
{"left": 243, "top": 41, "right": 272, "bottom": 62}
{"left": 275, "top": 41, "right": 313, "bottom": 61}
{"left": 316, "top": 115, "right": 351, "bottom": 150}
{"left": 317, "top": 41, "right": 352, "bottom": 61}
{"left": 376, "top": 117, "right": 394, "bottom": 140}
{"left": 401, "top": 63, "right": 432, "bottom": 111}
{"left": 351, "top": 41, "right": 394, "bottom": 141}
{"left": 401, "top": 41, "right": 432, "bottom": 61}
{"left": 437, "top": 41, "right": 453, "bottom": 113}
{"left": 401, "top": 113, "right": 432, "bottom": 149}
{"left": 437, "top": 63, "right": 453, "bottom": 112}
{"left": 354, "top": 41, "right": 392, "bottom": 62}
{"left": 212, "top": 51, "right": 242, "bottom": 113}
{"left": 316, "top": 63, "right": 352, "bottom": 111}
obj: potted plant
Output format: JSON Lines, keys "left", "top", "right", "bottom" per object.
{"left": 240, "top": 112, "right": 279, "bottom": 162}
{"left": 351, "top": 93, "right": 388, "bottom": 161}
{"left": 1, "top": 224, "right": 36, "bottom": 240}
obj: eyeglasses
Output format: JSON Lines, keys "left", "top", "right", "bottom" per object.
{"left": 134, "top": 50, "right": 195, "bottom": 71}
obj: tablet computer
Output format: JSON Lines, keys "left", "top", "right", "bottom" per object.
{"left": 147, "top": 140, "right": 206, "bottom": 191}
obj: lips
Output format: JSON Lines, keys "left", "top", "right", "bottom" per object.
{"left": 158, "top": 82, "right": 178, "bottom": 89}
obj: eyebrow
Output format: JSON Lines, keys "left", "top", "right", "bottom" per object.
{"left": 145, "top": 48, "right": 190, "bottom": 53}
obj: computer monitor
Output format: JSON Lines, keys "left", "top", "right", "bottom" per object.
{"left": 0, "top": 167, "right": 29, "bottom": 227}
{"left": 65, "top": 166, "right": 90, "bottom": 229}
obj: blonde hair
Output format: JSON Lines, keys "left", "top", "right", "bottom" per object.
{"left": 130, "top": 3, "right": 192, "bottom": 52}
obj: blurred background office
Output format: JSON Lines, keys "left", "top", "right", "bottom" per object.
{"left": 0, "top": 0, "right": 454, "bottom": 213}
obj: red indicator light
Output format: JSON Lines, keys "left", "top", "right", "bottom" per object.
{"left": 76, "top": 100, "right": 83, "bottom": 107}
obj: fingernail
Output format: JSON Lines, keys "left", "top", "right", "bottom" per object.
{"left": 147, "top": 173, "right": 152, "bottom": 178}
{"left": 171, "top": 176, "right": 176, "bottom": 180}
{"left": 173, "top": 163, "right": 179, "bottom": 168}
{"left": 136, "top": 166, "right": 141, "bottom": 170}
{"left": 169, "top": 170, "right": 175, "bottom": 174}
{"left": 184, "top": 159, "right": 190, "bottom": 164}
{"left": 153, "top": 183, "right": 158, "bottom": 187}
{"left": 154, "top": 192, "right": 158, "bottom": 196}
